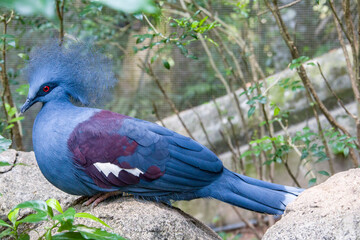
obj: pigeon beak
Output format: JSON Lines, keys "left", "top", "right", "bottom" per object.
{"left": 20, "top": 98, "right": 35, "bottom": 114}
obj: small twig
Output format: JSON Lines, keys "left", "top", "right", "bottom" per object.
{"left": 262, "top": 75, "right": 282, "bottom": 95}
{"left": 219, "top": 129, "right": 238, "bottom": 169}
{"left": 142, "top": 63, "right": 195, "bottom": 140}
{"left": 213, "top": 98, "right": 246, "bottom": 174}
{"left": 317, "top": 62, "right": 357, "bottom": 120}
{"left": 198, "top": 35, "right": 231, "bottom": 94}
{"left": 232, "top": 206, "right": 263, "bottom": 240}
{"left": 191, "top": 107, "right": 217, "bottom": 154}
{"left": 257, "top": 0, "right": 302, "bottom": 16}
{"left": 227, "top": 117, "right": 242, "bottom": 170}
{"left": 152, "top": 102, "right": 166, "bottom": 128}
{"left": 143, "top": 14, "right": 160, "bottom": 35}
{"left": 97, "top": 41, "right": 127, "bottom": 54}
{"left": 277, "top": 120, "right": 316, "bottom": 179}
{"left": 143, "top": 14, "right": 179, "bottom": 41}
{"left": 56, "top": 0, "right": 66, "bottom": 44}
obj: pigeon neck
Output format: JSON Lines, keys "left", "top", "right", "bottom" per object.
{"left": 42, "top": 95, "right": 74, "bottom": 110}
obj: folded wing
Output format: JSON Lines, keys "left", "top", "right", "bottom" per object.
{"left": 68, "top": 110, "right": 223, "bottom": 195}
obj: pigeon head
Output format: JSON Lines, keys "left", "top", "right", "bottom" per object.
{"left": 21, "top": 40, "right": 117, "bottom": 113}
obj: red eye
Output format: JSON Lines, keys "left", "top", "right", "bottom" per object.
{"left": 43, "top": 86, "right": 50, "bottom": 92}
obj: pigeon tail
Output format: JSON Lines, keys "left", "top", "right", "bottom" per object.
{"left": 198, "top": 168, "right": 303, "bottom": 215}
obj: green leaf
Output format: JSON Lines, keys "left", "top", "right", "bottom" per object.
{"left": 136, "top": 37, "right": 144, "bottom": 44}
{"left": 75, "top": 212, "right": 111, "bottom": 229}
{"left": 199, "top": 16, "right": 208, "bottom": 26}
{"left": 5, "top": 39, "right": 16, "bottom": 48}
{"left": 53, "top": 207, "right": 76, "bottom": 223}
{"left": 0, "top": 219, "right": 12, "bottom": 228}
{"left": 52, "top": 232, "right": 84, "bottom": 240}
{"left": 19, "top": 233, "right": 30, "bottom": 240}
{"left": 300, "top": 150, "right": 309, "bottom": 160}
{"left": 54, "top": 208, "right": 76, "bottom": 232}
{"left": 46, "top": 199, "right": 63, "bottom": 213}
{"left": 79, "top": 2, "right": 103, "bottom": 16}
{"left": 97, "top": 0, "right": 158, "bottom": 14}
{"left": 343, "top": 147, "right": 349, "bottom": 157}
{"left": 132, "top": 46, "right": 138, "bottom": 54}
{"left": 308, "top": 178, "right": 317, "bottom": 187}
{"left": 289, "top": 56, "right": 310, "bottom": 70}
{"left": 0, "top": 135, "right": 11, "bottom": 152}
{"left": 273, "top": 106, "right": 280, "bottom": 116}
{"left": 8, "top": 116, "right": 24, "bottom": 123}
{"left": 0, "top": 34, "right": 15, "bottom": 39}
{"left": 240, "top": 150, "right": 253, "bottom": 158}
{"left": 45, "top": 229, "right": 52, "bottom": 240}
{"left": 0, "top": 228, "right": 13, "bottom": 238}
{"left": 12, "top": 200, "right": 48, "bottom": 213}
{"left": 18, "top": 211, "right": 48, "bottom": 224}
{"left": 6, "top": 105, "right": 16, "bottom": 117}
{"left": 75, "top": 225, "right": 126, "bottom": 240}
{"left": 150, "top": 55, "right": 158, "bottom": 64}
{"left": 263, "top": 160, "right": 274, "bottom": 165}
{"left": 0, "top": 0, "right": 55, "bottom": 19}
{"left": 258, "top": 96, "right": 267, "bottom": 104}
{"left": 57, "top": 220, "right": 74, "bottom": 232}
{"left": 187, "top": 54, "right": 198, "bottom": 60}
{"left": 18, "top": 53, "right": 29, "bottom": 60}
{"left": 206, "top": 37, "right": 218, "bottom": 47}
{"left": 8, "top": 208, "right": 19, "bottom": 225}
{"left": 192, "top": 10, "right": 201, "bottom": 18}
{"left": 318, "top": 170, "right": 330, "bottom": 176}
{"left": 48, "top": 205, "right": 54, "bottom": 218}
{"left": 247, "top": 106, "right": 256, "bottom": 118}
{"left": 176, "top": 44, "right": 188, "bottom": 55}
{"left": 0, "top": 161, "right": 11, "bottom": 166}
{"left": 169, "top": 22, "right": 177, "bottom": 27}
{"left": 191, "top": 21, "right": 199, "bottom": 29}
{"left": 5, "top": 124, "right": 14, "bottom": 130}
{"left": 162, "top": 59, "right": 170, "bottom": 70}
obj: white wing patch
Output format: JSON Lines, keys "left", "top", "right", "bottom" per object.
{"left": 94, "top": 162, "right": 143, "bottom": 177}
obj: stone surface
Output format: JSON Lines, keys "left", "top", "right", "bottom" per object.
{"left": 0, "top": 150, "right": 220, "bottom": 240}
{"left": 263, "top": 169, "right": 360, "bottom": 240}
{"left": 0, "top": 150, "right": 78, "bottom": 215}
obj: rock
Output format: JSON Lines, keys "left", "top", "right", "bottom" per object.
{"left": 0, "top": 150, "right": 220, "bottom": 240}
{"left": 0, "top": 150, "right": 78, "bottom": 215}
{"left": 263, "top": 169, "right": 360, "bottom": 240}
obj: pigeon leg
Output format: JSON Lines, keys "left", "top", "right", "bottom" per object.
{"left": 83, "top": 191, "right": 123, "bottom": 207}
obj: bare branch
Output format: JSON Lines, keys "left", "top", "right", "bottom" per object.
{"left": 152, "top": 102, "right": 166, "bottom": 128}
{"left": 317, "top": 62, "right": 357, "bottom": 120}
{"left": 191, "top": 107, "right": 218, "bottom": 154}
{"left": 56, "top": 0, "right": 66, "bottom": 44}
{"left": 142, "top": 63, "right": 196, "bottom": 140}
{"left": 0, "top": 12, "right": 24, "bottom": 150}
{"left": 257, "top": 0, "right": 302, "bottom": 16}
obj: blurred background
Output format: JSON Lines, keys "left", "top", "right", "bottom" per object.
{"left": 0, "top": 0, "right": 359, "bottom": 239}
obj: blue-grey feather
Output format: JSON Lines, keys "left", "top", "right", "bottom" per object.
{"left": 25, "top": 39, "right": 117, "bottom": 106}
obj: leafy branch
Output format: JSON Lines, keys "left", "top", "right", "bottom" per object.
{"left": 0, "top": 199, "right": 125, "bottom": 240}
